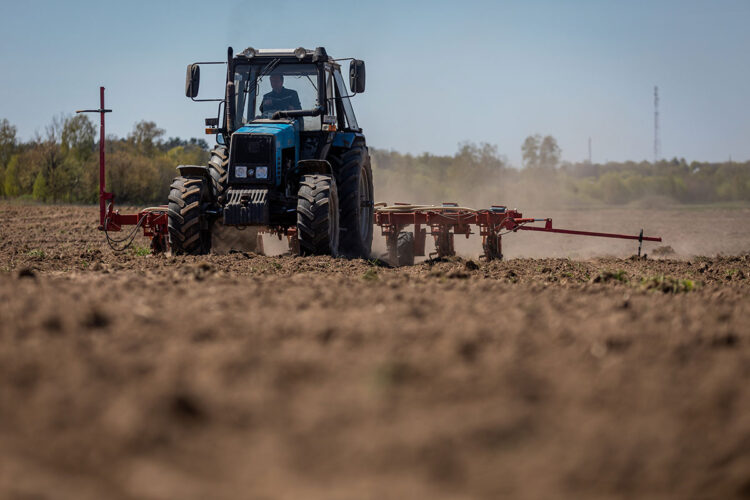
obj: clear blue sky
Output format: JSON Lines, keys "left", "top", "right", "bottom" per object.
{"left": 1, "top": 0, "right": 748, "bottom": 165}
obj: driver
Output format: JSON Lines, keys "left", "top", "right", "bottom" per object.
{"left": 260, "top": 74, "right": 301, "bottom": 116}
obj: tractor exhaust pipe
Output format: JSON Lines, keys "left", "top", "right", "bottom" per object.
{"left": 225, "top": 47, "right": 235, "bottom": 134}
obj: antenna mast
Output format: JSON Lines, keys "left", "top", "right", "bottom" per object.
{"left": 654, "top": 86, "right": 660, "bottom": 164}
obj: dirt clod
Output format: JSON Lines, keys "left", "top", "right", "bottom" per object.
{"left": 82, "top": 308, "right": 110, "bottom": 329}
{"left": 464, "top": 260, "right": 479, "bottom": 271}
{"left": 652, "top": 245, "right": 676, "bottom": 255}
{"left": 17, "top": 267, "right": 36, "bottom": 279}
{"left": 169, "top": 392, "right": 207, "bottom": 423}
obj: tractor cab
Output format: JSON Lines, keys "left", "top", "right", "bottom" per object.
{"left": 230, "top": 48, "right": 362, "bottom": 141}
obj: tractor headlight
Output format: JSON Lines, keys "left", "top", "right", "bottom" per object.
{"left": 235, "top": 166, "right": 247, "bottom": 178}
{"left": 255, "top": 166, "right": 268, "bottom": 179}
{"left": 294, "top": 47, "right": 306, "bottom": 60}
{"left": 241, "top": 47, "right": 256, "bottom": 58}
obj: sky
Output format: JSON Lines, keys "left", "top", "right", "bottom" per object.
{"left": 0, "top": 0, "right": 748, "bottom": 166}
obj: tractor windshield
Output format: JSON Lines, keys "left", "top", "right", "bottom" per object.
{"left": 234, "top": 63, "right": 320, "bottom": 130}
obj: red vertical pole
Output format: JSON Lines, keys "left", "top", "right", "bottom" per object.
{"left": 99, "top": 86, "right": 106, "bottom": 228}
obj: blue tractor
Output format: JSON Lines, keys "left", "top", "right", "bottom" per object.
{"left": 170, "top": 46, "right": 372, "bottom": 257}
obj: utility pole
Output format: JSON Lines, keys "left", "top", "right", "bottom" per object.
{"left": 588, "top": 137, "right": 592, "bottom": 164}
{"left": 654, "top": 86, "right": 660, "bottom": 164}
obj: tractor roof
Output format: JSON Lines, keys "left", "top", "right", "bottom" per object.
{"left": 235, "top": 46, "right": 335, "bottom": 64}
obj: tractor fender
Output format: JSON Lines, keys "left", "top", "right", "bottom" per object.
{"left": 177, "top": 164, "right": 211, "bottom": 179}
{"left": 294, "top": 159, "right": 332, "bottom": 176}
{"left": 332, "top": 132, "right": 356, "bottom": 149}
{"left": 286, "top": 160, "right": 333, "bottom": 193}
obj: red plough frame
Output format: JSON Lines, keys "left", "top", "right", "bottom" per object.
{"left": 374, "top": 203, "right": 662, "bottom": 262}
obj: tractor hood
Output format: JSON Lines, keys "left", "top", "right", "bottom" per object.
{"left": 228, "top": 121, "right": 300, "bottom": 187}
{"left": 234, "top": 121, "right": 297, "bottom": 149}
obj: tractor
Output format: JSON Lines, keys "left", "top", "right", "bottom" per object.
{"left": 171, "top": 46, "right": 373, "bottom": 257}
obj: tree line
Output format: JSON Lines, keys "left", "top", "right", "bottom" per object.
{"left": 371, "top": 134, "right": 750, "bottom": 208}
{"left": 1, "top": 116, "right": 748, "bottom": 207}
{"left": 0, "top": 116, "right": 208, "bottom": 205}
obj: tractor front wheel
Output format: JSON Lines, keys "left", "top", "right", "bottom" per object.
{"left": 167, "top": 175, "right": 212, "bottom": 255}
{"left": 207, "top": 145, "right": 229, "bottom": 202}
{"left": 296, "top": 174, "right": 339, "bottom": 256}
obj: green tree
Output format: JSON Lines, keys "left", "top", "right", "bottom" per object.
{"left": 522, "top": 134, "right": 561, "bottom": 170}
{"left": 129, "top": 121, "right": 165, "bottom": 153}
{"left": 32, "top": 171, "right": 48, "bottom": 201}
{"left": 32, "top": 114, "right": 69, "bottom": 201}
{"left": 0, "top": 118, "right": 16, "bottom": 168}
{"left": 521, "top": 134, "right": 541, "bottom": 168}
{"left": 599, "top": 171, "right": 630, "bottom": 204}
{"left": 3, "top": 155, "right": 20, "bottom": 197}
{"left": 62, "top": 114, "right": 96, "bottom": 161}
{"left": 539, "top": 135, "right": 561, "bottom": 169}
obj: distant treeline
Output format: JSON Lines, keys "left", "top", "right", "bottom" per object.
{"left": 1, "top": 117, "right": 748, "bottom": 207}
{"left": 373, "top": 136, "right": 750, "bottom": 207}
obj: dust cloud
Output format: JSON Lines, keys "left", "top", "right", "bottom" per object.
{"left": 371, "top": 173, "right": 750, "bottom": 260}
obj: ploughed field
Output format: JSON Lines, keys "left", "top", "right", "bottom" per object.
{"left": 1, "top": 202, "right": 749, "bottom": 500}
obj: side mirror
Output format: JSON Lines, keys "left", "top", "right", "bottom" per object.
{"left": 349, "top": 59, "right": 365, "bottom": 94}
{"left": 185, "top": 64, "right": 200, "bottom": 98}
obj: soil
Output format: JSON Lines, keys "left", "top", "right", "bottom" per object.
{"left": 1, "top": 202, "right": 749, "bottom": 500}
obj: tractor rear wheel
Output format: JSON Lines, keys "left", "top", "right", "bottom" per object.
{"left": 207, "top": 145, "right": 229, "bottom": 202}
{"left": 296, "top": 174, "right": 339, "bottom": 256}
{"left": 332, "top": 142, "right": 373, "bottom": 258}
{"left": 167, "top": 175, "right": 212, "bottom": 255}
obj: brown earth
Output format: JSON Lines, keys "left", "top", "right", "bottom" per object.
{"left": 0, "top": 202, "right": 749, "bottom": 500}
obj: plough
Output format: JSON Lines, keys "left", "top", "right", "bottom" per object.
{"left": 374, "top": 203, "right": 661, "bottom": 265}
{"left": 79, "top": 87, "right": 662, "bottom": 260}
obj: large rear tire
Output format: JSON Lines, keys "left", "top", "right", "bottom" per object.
{"left": 331, "top": 142, "right": 373, "bottom": 258}
{"left": 167, "top": 175, "right": 212, "bottom": 255}
{"left": 296, "top": 174, "right": 339, "bottom": 256}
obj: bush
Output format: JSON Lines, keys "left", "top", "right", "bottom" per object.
{"left": 32, "top": 172, "right": 48, "bottom": 201}
{"left": 3, "top": 155, "right": 19, "bottom": 197}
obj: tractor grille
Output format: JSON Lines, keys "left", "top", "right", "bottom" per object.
{"left": 223, "top": 188, "right": 269, "bottom": 225}
{"left": 229, "top": 134, "right": 275, "bottom": 184}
